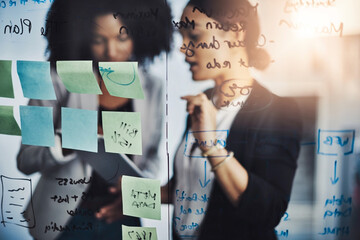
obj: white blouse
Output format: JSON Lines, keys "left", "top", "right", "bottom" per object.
{"left": 173, "top": 94, "right": 248, "bottom": 239}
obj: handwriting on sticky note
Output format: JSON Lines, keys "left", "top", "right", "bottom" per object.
{"left": 17, "top": 61, "right": 56, "bottom": 100}
{"left": 0, "top": 105, "right": 21, "bottom": 136}
{"left": 0, "top": 175, "right": 35, "bottom": 228}
{"left": 61, "top": 107, "right": 98, "bottom": 152}
{"left": 99, "top": 62, "right": 144, "bottom": 99}
{"left": 122, "top": 176, "right": 161, "bottom": 220}
{"left": 0, "top": 60, "right": 15, "bottom": 99}
{"left": 20, "top": 105, "right": 55, "bottom": 147}
{"left": 102, "top": 111, "right": 142, "bottom": 155}
{"left": 56, "top": 61, "right": 102, "bottom": 94}
{"left": 122, "top": 225, "right": 158, "bottom": 240}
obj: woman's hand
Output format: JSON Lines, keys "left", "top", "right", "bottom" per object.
{"left": 181, "top": 93, "right": 217, "bottom": 152}
{"left": 182, "top": 93, "right": 249, "bottom": 206}
{"left": 96, "top": 177, "right": 124, "bottom": 223}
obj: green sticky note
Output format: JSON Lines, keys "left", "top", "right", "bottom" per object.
{"left": 56, "top": 61, "right": 102, "bottom": 94}
{"left": 122, "top": 225, "right": 158, "bottom": 240}
{"left": 17, "top": 61, "right": 57, "bottom": 100}
{"left": 61, "top": 107, "right": 98, "bottom": 152}
{"left": 102, "top": 111, "right": 142, "bottom": 155}
{"left": 122, "top": 176, "right": 161, "bottom": 220}
{"left": 99, "top": 62, "right": 144, "bottom": 99}
{"left": 0, "top": 60, "right": 15, "bottom": 98}
{"left": 20, "top": 105, "right": 55, "bottom": 147}
{"left": 0, "top": 106, "right": 21, "bottom": 136}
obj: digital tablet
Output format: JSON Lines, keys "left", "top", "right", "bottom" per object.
{"left": 76, "top": 137, "right": 144, "bottom": 184}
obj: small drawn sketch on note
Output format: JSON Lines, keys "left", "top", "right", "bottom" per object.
{"left": 1, "top": 175, "right": 35, "bottom": 228}
{"left": 98, "top": 62, "right": 145, "bottom": 99}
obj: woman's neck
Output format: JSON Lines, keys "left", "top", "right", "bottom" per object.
{"left": 213, "top": 68, "right": 254, "bottom": 106}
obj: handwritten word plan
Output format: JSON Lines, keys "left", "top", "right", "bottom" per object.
{"left": 17, "top": 61, "right": 56, "bottom": 100}
{"left": 102, "top": 111, "right": 142, "bottom": 155}
{"left": 99, "top": 62, "right": 144, "bottom": 99}
{"left": 122, "top": 176, "right": 161, "bottom": 220}
{"left": 56, "top": 61, "right": 102, "bottom": 94}
{"left": 20, "top": 105, "right": 55, "bottom": 147}
{"left": 0, "top": 60, "right": 14, "bottom": 99}
{"left": 122, "top": 225, "right": 158, "bottom": 240}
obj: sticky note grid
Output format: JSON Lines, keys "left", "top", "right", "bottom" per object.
{"left": 1, "top": 60, "right": 144, "bottom": 155}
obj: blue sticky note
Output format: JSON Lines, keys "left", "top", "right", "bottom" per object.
{"left": 20, "top": 105, "right": 55, "bottom": 147}
{"left": 17, "top": 61, "right": 56, "bottom": 100}
{"left": 61, "top": 107, "right": 98, "bottom": 152}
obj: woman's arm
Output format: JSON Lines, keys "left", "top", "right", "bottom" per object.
{"left": 181, "top": 93, "right": 301, "bottom": 228}
{"left": 182, "top": 93, "right": 249, "bottom": 204}
{"left": 161, "top": 177, "right": 175, "bottom": 204}
{"left": 206, "top": 148, "right": 249, "bottom": 205}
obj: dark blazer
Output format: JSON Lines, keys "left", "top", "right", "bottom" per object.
{"left": 173, "top": 81, "right": 302, "bottom": 240}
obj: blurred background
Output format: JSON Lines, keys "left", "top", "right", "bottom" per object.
{"left": 1, "top": 0, "right": 360, "bottom": 239}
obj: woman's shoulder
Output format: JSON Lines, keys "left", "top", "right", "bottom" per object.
{"left": 254, "top": 82, "right": 302, "bottom": 138}
{"left": 138, "top": 66, "right": 164, "bottom": 92}
{"left": 252, "top": 80, "right": 299, "bottom": 113}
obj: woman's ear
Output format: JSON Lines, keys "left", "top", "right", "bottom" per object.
{"left": 235, "top": 28, "right": 246, "bottom": 42}
{"left": 222, "top": 24, "right": 246, "bottom": 43}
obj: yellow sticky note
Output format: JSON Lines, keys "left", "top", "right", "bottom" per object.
{"left": 122, "top": 176, "right": 161, "bottom": 220}
{"left": 122, "top": 225, "right": 158, "bottom": 240}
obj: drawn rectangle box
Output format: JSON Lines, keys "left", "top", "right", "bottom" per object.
{"left": 1, "top": 175, "right": 35, "bottom": 228}
{"left": 317, "top": 129, "right": 355, "bottom": 156}
{"left": 184, "top": 130, "right": 229, "bottom": 158}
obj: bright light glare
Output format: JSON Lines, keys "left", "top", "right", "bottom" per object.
{"left": 289, "top": 3, "right": 342, "bottom": 38}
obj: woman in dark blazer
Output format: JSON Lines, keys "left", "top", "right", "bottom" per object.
{"left": 161, "top": 0, "right": 302, "bottom": 239}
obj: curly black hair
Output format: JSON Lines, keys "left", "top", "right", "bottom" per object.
{"left": 44, "top": 0, "right": 173, "bottom": 64}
